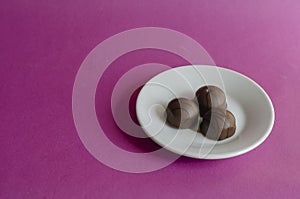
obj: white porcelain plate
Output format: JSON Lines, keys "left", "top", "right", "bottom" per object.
{"left": 136, "top": 65, "right": 274, "bottom": 159}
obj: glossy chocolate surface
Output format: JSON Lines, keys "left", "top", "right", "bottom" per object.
{"left": 199, "top": 109, "right": 236, "bottom": 140}
{"left": 166, "top": 98, "right": 199, "bottom": 129}
{"left": 195, "top": 85, "right": 227, "bottom": 116}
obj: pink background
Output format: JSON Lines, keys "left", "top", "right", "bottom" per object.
{"left": 1, "top": 0, "right": 300, "bottom": 198}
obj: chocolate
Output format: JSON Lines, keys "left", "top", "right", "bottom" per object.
{"left": 166, "top": 98, "right": 199, "bottom": 129}
{"left": 195, "top": 85, "right": 227, "bottom": 116}
{"left": 199, "top": 109, "right": 236, "bottom": 140}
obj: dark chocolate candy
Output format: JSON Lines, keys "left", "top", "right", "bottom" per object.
{"left": 195, "top": 85, "right": 227, "bottom": 116}
{"left": 166, "top": 98, "right": 199, "bottom": 129}
{"left": 199, "top": 109, "right": 236, "bottom": 141}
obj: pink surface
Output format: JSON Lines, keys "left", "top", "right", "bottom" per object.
{"left": 1, "top": 0, "right": 300, "bottom": 198}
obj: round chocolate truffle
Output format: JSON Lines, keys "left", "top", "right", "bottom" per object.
{"left": 166, "top": 98, "right": 199, "bottom": 129}
{"left": 195, "top": 85, "right": 227, "bottom": 116}
{"left": 199, "top": 109, "right": 236, "bottom": 141}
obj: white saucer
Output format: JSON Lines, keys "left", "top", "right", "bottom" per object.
{"left": 136, "top": 65, "right": 274, "bottom": 159}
